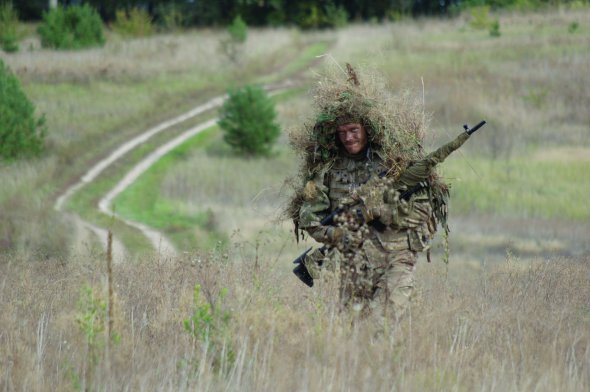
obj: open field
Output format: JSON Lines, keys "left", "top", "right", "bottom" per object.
{"left": 1, "top": 250, "right": 588, "bottom": 391}
{"left": 1, "top": 7, "right": 589, "bottom": 391}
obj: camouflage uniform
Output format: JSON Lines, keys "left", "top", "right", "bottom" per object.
{"left": 299, "top": 147, "right": 434, "bottom": 322}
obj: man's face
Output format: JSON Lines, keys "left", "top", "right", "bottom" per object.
{"left": 337, "top": 123, "right": 367, "bottom": 155}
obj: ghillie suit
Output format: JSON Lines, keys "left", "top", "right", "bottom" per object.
{"left": 286, "top": 64, "right": 451, "bottom": 322}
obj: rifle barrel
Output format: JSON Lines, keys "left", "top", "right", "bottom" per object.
{"left": 466, "top": 120, "right": 486, "bottom": 135}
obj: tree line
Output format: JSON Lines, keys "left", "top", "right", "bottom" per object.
{"left": 10, "top": 0, "right": 586, "bottom": 27}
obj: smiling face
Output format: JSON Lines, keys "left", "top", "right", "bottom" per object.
{"left": 337, "top": 122, "right": 368, "bottom": 155}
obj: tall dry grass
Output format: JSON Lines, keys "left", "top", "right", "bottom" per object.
{"left": 1, "top": 248, "right": 588, "bottom": 391}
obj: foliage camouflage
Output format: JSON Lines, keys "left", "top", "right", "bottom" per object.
{"left": 286, "top": 64, "right": 450, "bottom": 238}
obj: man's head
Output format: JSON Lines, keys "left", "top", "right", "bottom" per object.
{"left": 337, "top": 122, "right": 368, "bottom": 155}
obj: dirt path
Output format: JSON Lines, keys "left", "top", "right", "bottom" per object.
{"left": 98, "top": 118, "right": 218, "bottom": 256}
{"left": 55, "top": 81, "right": 295, "bottom": 261}
{"left": 54, "top": 95, "right": 227, "bottom": 260}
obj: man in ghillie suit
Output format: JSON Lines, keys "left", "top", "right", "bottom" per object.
{"left": 288, "top": 64, "right": 480, "bottom": 324}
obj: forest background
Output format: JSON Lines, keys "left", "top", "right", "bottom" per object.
{"left": 14, "top": 0, "right": 590, "bottom": 27}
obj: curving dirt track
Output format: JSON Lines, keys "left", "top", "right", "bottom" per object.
{"left": 54, "top": 81, "right": 295, "bottom": 261}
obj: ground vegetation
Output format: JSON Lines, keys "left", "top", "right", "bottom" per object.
{"left": 0, "top": 8, "right": 589, "bottom": 390}
{"left": 218, "top": 85, "right": 281, "bottom": 157}
{"left": 0, "top": 60, "right": 46, "bottom": 160}
{"left": 37, "top": 4, "right": 105, "bottom": 49}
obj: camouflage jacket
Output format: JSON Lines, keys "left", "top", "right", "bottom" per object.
{"left": 298, "top": 148, "right": 434, "bottom": 254}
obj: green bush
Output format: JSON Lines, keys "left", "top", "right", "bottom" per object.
{"left": 155, "top": 2, "right": 186, "bottom": 31}
{"left": 220, "top": 15, "right": 247, "bottom": 63}
{"left": 0, "top": 60, "right": 46, "bottom": 160}
{"left": 0, "top": 2, "right": 19, "bottom": 52}
{"left": 38, "top": 5, "right": 104, "bottom": 49}
{"left": 489, "top": 19, "right": 501, "bottom": 37}
{"left": 227, "top": 14, "right": 247, "bottom": 44}
{"left": 218, "top": 85, "right": 281, "bottom": 157}
{"left": 324, "top": 2, "right": 348, "bottom": 28}
{"left": 297, "top": 1, "right": 348, "bottom": 29}
{"left": 111, "top": 7, "right": 154, "bottom": 37}
{"left": 469, "top": 5, "right": 492, "bottom": 30}
{"left": 568, "top": 21, "right": 579, "bottom": 34}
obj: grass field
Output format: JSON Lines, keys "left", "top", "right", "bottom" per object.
{"left": 1, "top": 7, "right": 589, "bottom": 391}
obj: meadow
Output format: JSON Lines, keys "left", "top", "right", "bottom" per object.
{"left": 1, "top": 7, "right": 589, "bottom": 391}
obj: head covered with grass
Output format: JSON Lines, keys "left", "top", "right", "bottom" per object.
{"left": 286, "top": 63, "right": 443, "bottom": 230}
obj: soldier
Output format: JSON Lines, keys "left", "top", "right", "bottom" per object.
{"left": 296, "top": 119, "right": 432, "bottom": 324}
{"left": 288, "top": 64, "right": 458, "bottom": 326}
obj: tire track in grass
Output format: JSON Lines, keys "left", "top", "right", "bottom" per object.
{"left": 56, "top": 81, "right": 295, "bottom": 260}
{"left": 98, "top": 118, "right": 218, "bottom": 256}
{"left": 103, "top": 82, "right": 296, "bottom": 256}
{"left": 54, "top": 96, "right": 227, "bottom": 260}
{"left": 53, "top": 38, "right": 329, "bottom": 259}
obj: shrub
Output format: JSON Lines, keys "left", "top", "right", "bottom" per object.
{"left": 0, "top": 2, "right": 19, "bottom": 52}
{"left": 324, "top": 2, "right": 348, "bottom": 28}
{"left": 227, "top": 14, "right": 247, "bottom": 44}
{"left": 155, "top": 2, "right": 185, "bottom": 31}
{"left": 38, "top": 5, "right": 104, "bottom": 49}
{"left": 111, "top": 7, "right": 154, "bottom": 37}
{"left": 297, "top": 1, "right": 348, "bottom": 29}
{"left": 489, "top": 19, "right": 501, "bottom": 37}
{"left": 469, "top": 5, "right": 492, "bottom": 30}
{"left": 0, "top": 60, "right": 46, "bottom": 160}
{"left": 220, "top": 15, "right": 247, "bottom": 63}
{"left": 218, "top": 85, "right": 281, "bottom": 157}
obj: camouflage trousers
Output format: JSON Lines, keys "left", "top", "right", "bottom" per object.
{"left": 304, "top": 237, "right": 417, "bottom": 324}
{"left": 339, "top": 238, "right": 417, "bottom": 324}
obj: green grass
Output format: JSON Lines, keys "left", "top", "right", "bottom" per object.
{"left": 443, "top": 156, "right": 590, "bottom": 220}
{"left": 113, "top": 126, "right": 226, "bottom": 250}
{"left": 67, "top": 170, "right": 155, "bottom": 254}
{"left": 64, "top": 109, "right": 221, "bottom": 253}
{"left": 272, "top": 41, "right": 330, "bottom": 79}
{"left": 112, "top": 88, "right": 301, "bottom": 251}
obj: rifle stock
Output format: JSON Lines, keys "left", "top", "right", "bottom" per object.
{"left": 292, "top": 247, "right": 314, "bottom": 287}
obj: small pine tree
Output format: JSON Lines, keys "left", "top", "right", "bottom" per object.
{"left": 218, "top": 85, "right": 281, "bottom": 157}
{"left": 227, "top": 15, "right": 247, "bottom": 44}
{"left": 38, "top": 4, "right": 104, "bottom": 50}
{"left": 220, "top": 15, "right": 247, "bottom": 64}
{"left": 0, "top": 60, "right": 46, "bottom": 160}
{"left": 0, "top": 2, "right": 19, "bottom": 53}
{"left": 489, "top": 19, "right": 501, "bottom": 37}
{"left": 112, "top": 7, "right": 154, "bottom": 37}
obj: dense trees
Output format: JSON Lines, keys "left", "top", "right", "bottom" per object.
{"left": 10, "top": 0, "right": 585, "bottom": 26}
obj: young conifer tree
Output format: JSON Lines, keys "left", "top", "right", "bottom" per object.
{"left": 0, "top": 61, "right": 46, "bottom": 160}
{"left": 218, "top": 85, "right": 280, "bottom": 157}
